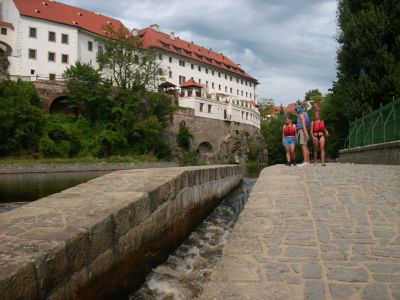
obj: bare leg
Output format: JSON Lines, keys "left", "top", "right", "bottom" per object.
{"left": 290, "top": 144, "right": 296, "bottom": 163}
{"left": 301, "top": 144, "right": 309, "bottom": 163}
{"left": 313, "top": 136, "right": 319, "bottom": 163}
{"left": 285, "top": 145, "right": 291, "bottom": 164}
{"left": 319, "top": 136, "right": 326, "bottom": 164}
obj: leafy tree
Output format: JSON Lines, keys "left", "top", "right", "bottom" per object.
{"left": 97, "top": 25, "right": 165, "bottom": 90}
{"left": 260, "top": 115, "right": 286, "bottom": 165}
{"left": 305, "top": 89, "right": 323, "bottom": 104}
{"left": 258, "top": 98, "right": 275, "bottom": 119}
{"left": 0, "top": 80, "right": 45, "bottom": 155}
{"left": 176, "top": 125, "right": 193, "bottom": 151}
{"left": 325, "top": 0, "right": 400, "bottom": 155}
{"left": 63, "top": 61, "right": 111, "bottom": 121}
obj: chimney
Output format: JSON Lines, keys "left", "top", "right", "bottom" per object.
{"left": 150, "top": 24, "right": 160, "bottom": 32}
{"left": 237, "top": 64, "right": 241, "bottom": 68}
{"left": 170, "top": 32, "right": 175, "bottom": 40}
{"left": 131, "top": 28, "right": 138, "bottom": 36}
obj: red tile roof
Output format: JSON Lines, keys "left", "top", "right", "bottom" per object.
{"left": 285, "top": 103, "right": 296, "bottom": 113}
{"left": 0, "top": 21, "right": 14, "bottom": 29}
{"left": 12, "top": 0, "right": 128, "bottom": 37}
{"left": 139, "top": 27, "right": 257, "bottom": 82}
{"left": 180, "top": 79, "right": 203, "bottom": 88}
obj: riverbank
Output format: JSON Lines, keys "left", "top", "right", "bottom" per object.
{"left": 0, "top": 161, "right": 178, "bottom": 174}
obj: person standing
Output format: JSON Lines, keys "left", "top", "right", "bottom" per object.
{"left": 282, "top": 117, "right": 297, "bottom": 166}
{"left": 311, "top": 111, "right": 329, "bottom": 166}
{"left": 295, "top": 106, "right": 310, "bottom": 167}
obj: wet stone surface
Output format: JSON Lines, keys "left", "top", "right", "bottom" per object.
{"left": 199, "top": 164, "right": 400, "bottom": 300}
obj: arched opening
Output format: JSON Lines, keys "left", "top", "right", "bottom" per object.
{"left": 49, "top": 96, "right": 76, "bottom": 116}
{"left": 197, "top": 141, "right": 213, "bottom": 154}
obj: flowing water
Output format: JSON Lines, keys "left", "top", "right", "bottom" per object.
{"left": 130, "top": 178, "right": 256, "bottom": 300}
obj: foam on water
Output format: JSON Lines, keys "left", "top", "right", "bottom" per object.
{"left": 130, "top": 178, "right": 255, "bottom": 300}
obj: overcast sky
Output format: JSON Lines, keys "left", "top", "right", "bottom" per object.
{"left": 64, "top": 0, "right": 338, "bottom": 105}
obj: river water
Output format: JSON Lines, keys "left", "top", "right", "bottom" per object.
{"left": 130, "top": 178, "right": 256, "bottom": 300}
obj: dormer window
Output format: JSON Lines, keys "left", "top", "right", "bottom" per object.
{"left": 34, "top": 9, "right": 41, "bottom": 13}
{"left": 77, "top": 12, "right": 83, "bottom": 16}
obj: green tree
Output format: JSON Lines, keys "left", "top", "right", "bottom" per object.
{"left": 97, "top": 25, "right": 165, "bottom": 91}
{"left": 260, "top": 115, "right": 286, "bottom": 165}
{"left": 176, "top": 125, "right": 193, "bottom": 151}
{"left": 63, "top": 61, "right": 111, "bottom": 121}
{"left": 258, "top": 98, "right": 275, "bottom": 119}
{"left": 305, "top": 89, "right": 323, "bottom": 104}
{"left": 0, "top": 80, "right": 45, "bottom": 156}
{"left": 326, "top": 0, "right": 400, "bottom": 155}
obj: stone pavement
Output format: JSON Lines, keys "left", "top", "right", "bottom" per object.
{"left": 199, "top": 164, "right": 400, "bottom": 300}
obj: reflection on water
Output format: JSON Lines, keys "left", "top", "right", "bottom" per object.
{"left": 0, "top": 171, "right": 110, "bottom": 212}
{"left": 130, "top": 178, "right": 256, "bottom": 300}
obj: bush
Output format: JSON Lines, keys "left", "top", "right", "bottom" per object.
{"left": 95, "top": 129, "right": 127, "bottom": 157}
{"left": 0, "top": 80, "right": 45, "bottom": 156}
{"left": 40, "top": 115, "right": 82, "bottom": 158}
{"left": 176, "top": 125, "right": 193, "bottom": 151}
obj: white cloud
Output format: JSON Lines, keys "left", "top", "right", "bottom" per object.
{"left": 63, "top": 0, "right": 338, "bottom": 105}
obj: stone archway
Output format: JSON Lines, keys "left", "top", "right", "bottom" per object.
{"left": 49, "top": 96, "right": 76, "bottom": 116}
{"left": 197, "top": 141, "right": 213, "bottom": 154}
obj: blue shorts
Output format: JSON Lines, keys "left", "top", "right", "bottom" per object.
{"left": 283, "top": 136, "right": 296, "bottom": 146}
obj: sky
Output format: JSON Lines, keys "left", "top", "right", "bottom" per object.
{"left": 63, "top": 0, "right": 338, "bottom": 105}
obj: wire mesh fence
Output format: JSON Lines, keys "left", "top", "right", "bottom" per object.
{"left": 345, "top": 98, "right": 400, "bottom": 148}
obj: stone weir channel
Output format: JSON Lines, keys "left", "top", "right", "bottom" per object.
{"left": 0, "top": 165, "right": 242, "bottom": 300}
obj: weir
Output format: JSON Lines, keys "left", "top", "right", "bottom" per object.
{"left": 0, "top": 165, "right": 242, "bottom": 300}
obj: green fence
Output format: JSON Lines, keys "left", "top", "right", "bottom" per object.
{"left": 345, "top": 98, "right": 400, "bottom": 148}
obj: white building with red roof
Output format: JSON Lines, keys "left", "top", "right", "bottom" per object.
{"left": 1, "top": 0, "right": 260, "bottom": 128}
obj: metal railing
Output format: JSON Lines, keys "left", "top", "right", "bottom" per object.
{"left": 345, "top": 98, "right": 400, "bottom": 148}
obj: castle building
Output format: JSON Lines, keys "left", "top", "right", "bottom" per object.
{"left": 0, "top": 0, "right": 260, "bottom": 128}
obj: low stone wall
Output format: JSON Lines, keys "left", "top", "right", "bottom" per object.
{"left": 0, "top": 165, "right": 242, "bottom": 300}
{"left": 0, "top": 162, "right": 178, "bottom": 174}
{"left": 339, "top": 140, "right": 400, "bottom": 165}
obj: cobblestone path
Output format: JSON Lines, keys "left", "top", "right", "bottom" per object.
{"left": 199, "top": 164, "right": 400, "bottom": 300}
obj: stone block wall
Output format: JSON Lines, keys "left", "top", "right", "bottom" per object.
{"left": 0, "top": 165, "right": 242, "bottom": 300}
{"left": 339, "top": 141, "right": 400, "bottom": 165}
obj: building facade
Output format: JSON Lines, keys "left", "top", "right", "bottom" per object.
{"left": 1, "top": 0, "right": 260, "bottom": 128}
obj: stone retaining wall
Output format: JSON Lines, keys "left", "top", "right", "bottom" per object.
{"left": 339, "top": 140, "right": 400, "bottom": 165}
{"left": 0, "top": 165, "right": 242, "bottom": 300}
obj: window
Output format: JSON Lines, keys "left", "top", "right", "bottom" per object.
{"left": 159, "top": 53, "right": 163, "bottom": 60}
{"left": 48, "top": 31, "right": 56, "bottom": 42}
{"left": 199, "top": 79, "right": 201, "bottom": 84}
{"left": 225, "top": 74, "right": 227, "bottom": 79}
{"left": 98, "top": 45, "right": 104, "bottom": 55}
{"left": 208, "top": 104, "right": 212, "bottom": 113}
{"left": 169, "top": 56, "right": 172, "bottom": 63}
{"left": 218, "top": 84, "right": 221, "bottom": 91}
{"left": 237, "top": 78, "right": 239, "bottom": 83}
{"left": 225, "top": 86, "right": 227, "bottom": 92}
{"left": 241, "top": 90, "right": 244, "bottom": 96}
{"left": 230, "top": 76, "right": 232, "bottom": 81}
{"left": 28, "top": 49, "right": 37, "bottom": 59}
{"left": 49, "top": 73, "right": 56, "bottom": 81}
{"left": 230, "top": 87, "right": 233, "bottom": 93}
{"left": 212, "top": 70, "right": 214, "bottom": 76}
{"left": 48, "top": 52, "right": 56, "bottom": 62}
{"left": 206, "top": 81, "right": 209, "bottom": 87}
{"left": 169, "top": 71, "right": 172, "bottom": 78}
{"left": 29, "top": 27, "right": 37, "bottom": 38}
{"left": 242, "top": 111, "right": 244, "bottom": 119}
{"left": 179, "top": 75, "right": 186, "bottom": 84}
{"left": 212, "top": 82, "right": 215, "bottom": 89}
{"left": 237, "top": 89, "right": 239, "bottom": 95}
{"left": 218, "top": 72, "right": 221, "bottom": 78}
{"left": 198, "top": 66, "right": 201, "bottom": 72}
{"left": 179, "top": 60, "right": 185, "bottom": 67}
{"left": 245, "top": 81, "right": 248, "bottom": 86}
{"left": 246, "top": 92, "right": 248, "bottom": 97}
{"left": 200, "top": 103, "right": 204, "bottom": 112}
{"left": 191, "top": 63, "right": 194, "bottom": 70}
{"left": 30, "top": 69, "right": 35, "bottom": 75}
{"left": 241, "top": 79, "right": 243, "bottom": 84}
{"left": 250, "top": 93, "right": 252, "bottom": 99}
{"left": 246, "top": 112, "right": 249, "bottom": 120}
{"left": 88, "top": 41, "right": 93, "bottom": 51}
{"left": 205, "top": 68, "right": 208, "bottom": 74}
{"left": 1, "top": 28, "right": 7, "bottom": 35}
{"left": 61, "top": 54, "right": 69, "bottom": 64}
{"left": 250, "top": 82, "right": 252, "bottom": 87}
{"left": 61, "top": 33, "right": 69, "bottom": 44}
